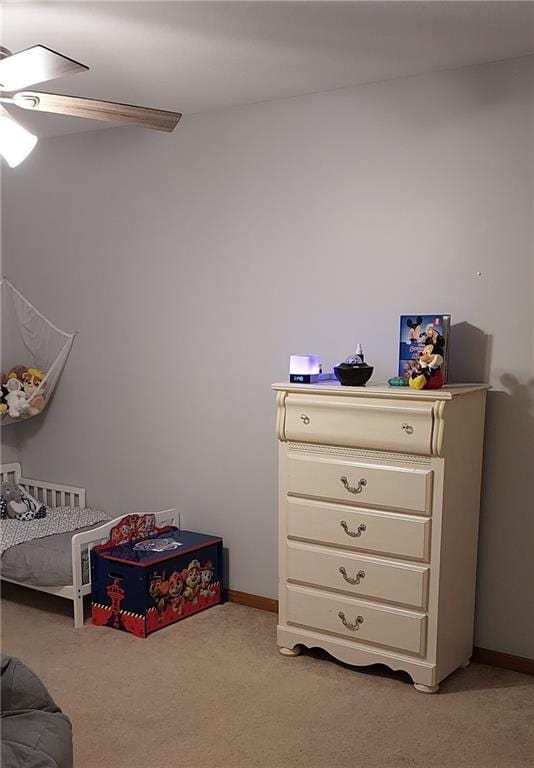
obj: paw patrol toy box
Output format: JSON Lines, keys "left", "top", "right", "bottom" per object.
{"left": 91, "top": 514, "right": 223, "bottom": 638}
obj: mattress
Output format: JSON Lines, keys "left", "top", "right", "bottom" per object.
{"left": 1, "top": 524, "right": 98, "bottom": 587}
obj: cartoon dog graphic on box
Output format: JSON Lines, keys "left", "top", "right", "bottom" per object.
{"left": 149, "top": 571, "right": 169, "bottom": 615}
{"left": 168, "top": 570, "right": 186, "bottom": 615}
{"left": 183, "top": 560, "right": 202, "bottom": 604}
{"left": 200, "top": 561, "right": 215, "bottom": 597}
{"left": 147, "top": 558, "right": 218, "bottom": 619}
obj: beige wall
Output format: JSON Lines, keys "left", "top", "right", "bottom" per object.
{"left": 2, "top": 56, "right": 533, "bottom": 657}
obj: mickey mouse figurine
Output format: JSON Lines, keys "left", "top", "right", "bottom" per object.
{"left": 409, "top": 333, "right": 445, "bottom": 390}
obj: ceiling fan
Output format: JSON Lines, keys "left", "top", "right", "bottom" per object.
{"left": 0, "top": 44, "right": 182, "bottom": 167}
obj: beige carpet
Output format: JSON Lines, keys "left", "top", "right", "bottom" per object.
{"left": 1, "top": 584, "right": 533, "bottom": 768}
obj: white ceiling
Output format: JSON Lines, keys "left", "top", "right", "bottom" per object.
{"left": 2, "top": 1, "right": 534, "bottom": 137}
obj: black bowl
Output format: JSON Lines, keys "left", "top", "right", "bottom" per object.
{"left": 333, "top": 364, "right": 374, "bottom": 387}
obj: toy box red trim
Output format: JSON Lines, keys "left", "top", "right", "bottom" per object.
{"left": 92, "top": 583, "right": 222, "bottom": 638}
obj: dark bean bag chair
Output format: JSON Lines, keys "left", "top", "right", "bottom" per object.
{"left": 1, "top": 655, "right": 73, "bottom": 768}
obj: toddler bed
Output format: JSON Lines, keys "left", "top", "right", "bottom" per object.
{"left": 0, "top": 463, "right": 177, "bottom": 628}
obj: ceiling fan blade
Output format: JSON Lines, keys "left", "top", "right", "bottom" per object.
{"left": 13, "top": 91, "right": 181, "bottom": 132}
{"left": 0, "top": 45, "right": 88, "bottom": 92}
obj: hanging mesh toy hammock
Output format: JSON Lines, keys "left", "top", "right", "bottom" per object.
{"left": 1, "top": 278, "right": 76, "bottom": 424}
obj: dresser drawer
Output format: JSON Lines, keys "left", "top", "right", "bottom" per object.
{"left": 287, "top": 498, "right": 431, "bottom": 561}
{"left": 284, "top": 394, "right": 435, "bottom": 455}
{"left": 287, "top": 454, "right": 433, "bottom": 514}
{"left": 286, "top": 584, "right": 427, "bottom": 655}
{"left": 287, "top": 542, "right": 429, "bottom": 609}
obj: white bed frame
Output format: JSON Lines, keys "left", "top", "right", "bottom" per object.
{"left": 0, "top": 462, "right": 177, "bottom": 628}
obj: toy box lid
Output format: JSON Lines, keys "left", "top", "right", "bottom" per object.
{"left": 96, "top": 529, "right": 222, "bottom": 568}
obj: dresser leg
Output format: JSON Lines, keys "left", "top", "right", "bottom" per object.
{"left": 279, "top": 646, "right": 302, "bottom": 657}
{"left": 461, "top": 659, "right": 471, "bottom": 668}
{"left": 414, "top": 683, "right": 440, "bottom": 694}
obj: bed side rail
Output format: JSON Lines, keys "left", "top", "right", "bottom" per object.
{"left": 0, "top": 463, "right": 22, "bottom": 484}
{"left": 19, "top": 476, "right": 86, "bottom": 509}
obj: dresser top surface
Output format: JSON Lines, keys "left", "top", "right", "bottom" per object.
{"left": 272, "top": 381, "right": 490, "bottom": 400}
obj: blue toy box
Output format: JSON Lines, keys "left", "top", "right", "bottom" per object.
{"left": 91, "top": 514, "right": 223, "bottom": 638}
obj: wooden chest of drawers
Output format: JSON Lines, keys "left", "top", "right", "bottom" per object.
{"left": 273, "top": 381, "right": 488, "bottom": 692}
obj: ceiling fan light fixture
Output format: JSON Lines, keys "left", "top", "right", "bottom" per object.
{"left": 0, "top": 112, "right": 37, "bottom": 167}
{"left": 0, "top": 43, "right": 181, "bottom": 157}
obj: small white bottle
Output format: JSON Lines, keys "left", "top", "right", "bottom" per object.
{"left": 355, "top": 343, "right": 364, "bottom": 362}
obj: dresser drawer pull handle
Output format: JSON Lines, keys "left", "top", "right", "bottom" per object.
{"left": 340, "top": 476, "right": 367, "bottom": 494}
{"left": 339, "top": 567, "right": 365, "bottom": 585}
{"left": 300, "top": 414, "right": 310, "bottom": 425}
{"left": 402, "top": 423, "right": 414, "bottom": 434}
{"left": 340, "top": 521, "right": 366, "bottom": 537}
{"left": 338, "top": 611, "right": 364, "bottom": 631}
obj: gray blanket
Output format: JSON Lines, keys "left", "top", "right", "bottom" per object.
{"left": 1, "top": 654, "right": 73, "bottom": 768}
{"left": 1, "top": 525, "right": 98, "bottom": 587}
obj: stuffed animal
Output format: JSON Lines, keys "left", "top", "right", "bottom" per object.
{"left": 1, "top": 366, "right": 47, "bottom": 418}
{"left": 23, "top": 367, "right": 45, "bottom": 385}
{"left": 22, "top": 368, "right": 45, "bottom": 397}
{"left": 0, "top": 373, "right": 7, "bottom": 413}
{"left": 0, "top": 481, "right": 47, "bottom": 521}
{"left": 21, "top": 368, "right": 46, "bottom": 418}
{"left": 7, "top": 365, "right": 28, "bottom": 382}
{"left": 5, "top": 378, "right": 29, "bottom": 418}
{"left": 409, "top": 334, "right": 445, "bottom": 390}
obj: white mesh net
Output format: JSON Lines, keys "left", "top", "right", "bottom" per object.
{"left": 1, "top": 279, "right": 76, "bottom": 424}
